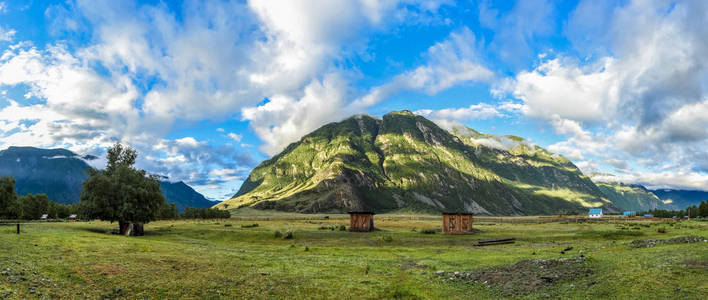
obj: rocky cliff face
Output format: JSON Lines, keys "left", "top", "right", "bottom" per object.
{"left": 217, "top": 111, "right": 618, "bottom": 215}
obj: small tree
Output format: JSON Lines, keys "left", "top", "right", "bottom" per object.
{"left": 78, "top": 143, "right": 166, "bottom": 236}
{"left": 0, "top": 176, "right": 19, "bottom": 219}
{"left": 18, "top": 194, "right": 50, "bottom": 220}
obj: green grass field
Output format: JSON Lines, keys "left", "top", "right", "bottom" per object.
{"left": 1, "top": 214, "right": 706, "bottom": 299}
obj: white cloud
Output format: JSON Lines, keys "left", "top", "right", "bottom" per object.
{"left": 352, "top": 27, "right": 493, "bottom": 109}
{"left": 0, "top": 27, "right": 14, "bottom": 41}
{"left": 242, "top": 26, "right": 493, "bottom": 156}
{"left": 415, "top": 103, "right": 501, "bottom": 121}
{"left": 495, "top": 0, "right": 708, "bottom": 190}
{"left": 227, "top": 133, "right": 242, "bottom": 143}
{"left": 242, "top": 74, "right": 350, "bottom": 156}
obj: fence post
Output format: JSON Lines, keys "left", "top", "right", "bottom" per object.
{"left": 16, "top": 223, "right": 20, "bottom": 234}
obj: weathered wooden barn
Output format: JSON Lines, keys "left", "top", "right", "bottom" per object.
{"left": 348, "top": 212, "right": 374, "bottom": 232}
{"left": 442, "top": 213, "right": 474, "bottom": 234}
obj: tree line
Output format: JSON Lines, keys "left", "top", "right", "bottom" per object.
{"left": 0, "top": 177, "right": 75, "bottom": 220}
{"left": 1, "top": 143, "right": 230, "bottom": 234}
{"left": 640, "top": 200, "right": 708, "bottom": 218}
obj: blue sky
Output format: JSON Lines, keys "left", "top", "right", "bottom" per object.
{"left": 0, "top": 0, "right": 707, "bottom": 199}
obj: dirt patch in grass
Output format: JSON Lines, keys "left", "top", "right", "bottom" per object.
{"left": 92, "top": 263, "right": 126, "bottom": 275}
{"left": 681, "top": 259, "right": 708, "bottom": 270}
{"left": 437, "top": 257, "right": 591, "bottom": 296}
{"left": 628, "top": 235, "right": 707, "bottom": 248}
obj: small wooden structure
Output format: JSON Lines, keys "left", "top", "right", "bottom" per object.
{"left": 40, "top": 214, "right": 48, "bottom": 221}
{"left": 348, "top": 212, "right": 374, "bottom": 232}
{"left": 442, "top": 212, "right": 474, "bottom": 234}
{"left": 68, "top": 214, "right": 77, "bottom": 222}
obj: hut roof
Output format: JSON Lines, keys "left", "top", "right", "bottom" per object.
{"left": 589, "top": 208, "right": 603, "bottom": 214}
{"left": 442, "top": 212, "right": 474, "bottom": 215}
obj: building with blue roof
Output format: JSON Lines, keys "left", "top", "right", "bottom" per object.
{"left": 588, "top": 208, "right": 603, "bottom": 218}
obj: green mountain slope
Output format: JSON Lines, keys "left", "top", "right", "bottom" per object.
{"left": 0, "top": 146, "right": 215, "bottom": 211}
{"left": 595, "top": 182, "right": 671, "bottom": 211}
{"left": 216, "top": 111, "right": 619, "bottom": 215}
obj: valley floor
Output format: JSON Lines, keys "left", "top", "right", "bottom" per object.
{"left": 1, "top": 214, "right": 706, "bottom": 299}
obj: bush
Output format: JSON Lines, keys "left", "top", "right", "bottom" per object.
{"left": 283, "top": 229, "right": 294, "bottom": 239}
{"left": 241, "top": 223, "right": 259, "bottom": 228}
{"left": 420, "top": 228, "right": 437, "bottom": 234}
{"left": 657, "top": 227, "right": 667, "bottom": 233}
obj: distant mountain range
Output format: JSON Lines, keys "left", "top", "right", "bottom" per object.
{"left": 595, "top": 182, "right": 671, "bottom": 211}
{"left": 0, "top": 146, "right": 215, "bottom": 211}
{"left": 217, "top": 111, "right": 622, "bottom": 215}
{"left": 650, "top": 189, "right": 708, "bottom": 210}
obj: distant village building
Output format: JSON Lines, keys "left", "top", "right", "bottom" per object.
{"left": 348, "top": 212, "right": 374, "bottom": 232}
{"left": 588, "top": 208, "right": 603, "bottom": 218}
{"left": 621, "top": 211, "right": 636, "bottom": 217}
{"left": 68, "top": 214, "right": 77, "bottom": 221}
{"left": 442, "top": 213, "right": 475, "bottom": 234}
{"left": 40, "top": 214, "right": 48, "bottom": 221}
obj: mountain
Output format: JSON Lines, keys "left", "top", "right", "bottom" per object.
{"left": 159, "top": 181, "right": 217, "bottom": 211}
{"left": 0, "top": 146, "right": 214, "bottom": 211}
{"left": 650, "top": 189, "right": 708, "bottom": 210}
{"left": 595, "top": 182, "right": 671, "bottom": 211}
{"left": 216, "top": 111, "right": 619, "bottom": 215}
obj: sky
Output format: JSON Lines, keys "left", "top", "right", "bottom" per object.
{"left": 0, "top": 0, "right": 706, "bottom": 200}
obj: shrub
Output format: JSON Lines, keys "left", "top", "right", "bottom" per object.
{"left": 274, "top": 230, "right": 283, "bottom": 238}
{"left": 420, "top": 228, "right": 437, "bottom": 234}
{"left": 657, "top": 227, "right": 667, "bottom": 233}
{"left": 241, "top": 223, "right": 259, "bottom": 228}
{"left": 338, "top": 225, "right": 346, "bottom": 231}
{"left": 283, "top": 229, "right": 294, "bottom": 239}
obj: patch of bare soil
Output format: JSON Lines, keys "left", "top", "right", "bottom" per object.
{"left": 629, "top": 235, "right": 707, "bottom": 248}
{"left": 436, "top": 257, "right": 591, "bottom": 296}
{"left": 681, "top": 259, "right": 708, "bottom": 270}
{"left": 92, "top": 263, "right": 126, "bottom": 275}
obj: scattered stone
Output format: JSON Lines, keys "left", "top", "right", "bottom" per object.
{"left": 630, "top": 236, "right": 707, "bottom": 248}
{"left": 435, "top": 258, "right": 591, "bottom": 296}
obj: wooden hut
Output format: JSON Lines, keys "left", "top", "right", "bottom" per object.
{"left": 348, "top": 212, "right": 374, "bottom": 232}
{"left": 442, "top": 213, "right": 474, "bottom": 234}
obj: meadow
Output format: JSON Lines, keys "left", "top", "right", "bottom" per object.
{"left": 1, "top": 212, "right": 706, "bottom": 299}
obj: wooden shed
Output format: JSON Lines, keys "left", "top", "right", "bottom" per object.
{"left": 348, "top": 212, "right": 375, "bottom": 232}
{"left": 442, "top": 213, "right": 474, "bottom": 234}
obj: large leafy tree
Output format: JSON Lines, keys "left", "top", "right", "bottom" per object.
{"left": 18, "top": 194, "right": 50, "bottom": 220}
{"left": 0, "top": 176, "right": 18, "bottom": 219}
{"left": 79, "top": 143, "right": 166, "bottom": 235}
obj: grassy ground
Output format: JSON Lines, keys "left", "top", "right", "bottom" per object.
{"left": 1, "top": 214, "right": 706, "bottom": 299}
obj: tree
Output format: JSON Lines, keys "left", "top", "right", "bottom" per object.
{"left": 0, "top": 176, "right": 19, "bottom": 219}
{"left": 78, "top": 143, "right": 166, "bottom": 236}
{"left": 18, "top": 194, "right": 50, "bottom": 220}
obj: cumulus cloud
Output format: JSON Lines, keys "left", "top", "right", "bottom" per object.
{"left": 243, "top": 26, "right": 493, "bottom": 156}
{"left": 495, "top": 0, "right": 708, "bottom": 190}
{"left": 0, "top": 0, "right": 456, "bottom": 196}
{"left": 352, "top": 27, "right": 494, "bottom": 109}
